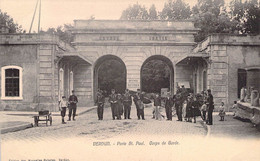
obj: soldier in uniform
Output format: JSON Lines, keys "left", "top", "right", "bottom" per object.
{"left": 133, "top": 89, "right": 145, "bottom": 120}
{"left": 175, "top": 94, "right": 183, "bottom": 121}
{"left": 108, "top": 89, "right": 119, "bottom": 120}
{"left": 68, "top": 90, "right": 78, "bottom": 121}
{"left": 96, "top": 90, "right": 105, "bottom": 120}
{"left": 123, "top": 89, "right": 132, "bottom": 119}
{"left": 206, "top": 89, "right": 214, "bottom": 125}
{"left": 165, "top": 92, "right": 174, "bottom": 121}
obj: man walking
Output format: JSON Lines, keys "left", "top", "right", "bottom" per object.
{"left": 133, "top": 89, "right": 145, "bottom": 120}
{"left": 206, "top": 89, "right": 214, "bottom": 125}
{"left": 96, "top": 90, "right": 105, "bottom": 120}
{"left": 68, "top": 90, "right": 78, "bottom": 121}
{"left": 123, "top": 89, "right": 132, "bottom": 119}
{"left": 109, "top": 89, "right": 119, "bottom": 120}
{"left": 165, "top": 92, "right": 174, "bottom": 121}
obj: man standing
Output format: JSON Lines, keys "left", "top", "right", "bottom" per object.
{"left": 123, "top": 89, "right": 132, "bottom": 119}
{"left": 206, "top": 89, "right": 214, "bottom": 125}
{"left": 109, "top": 89, "right": 119, "bottom": 120}
{"left": 165, "top": 92, "right": 174, "bottom": 121}
{"left": 96, "top": 90, "right": 105, "bottom": 120}
{"left": 175, "top": 94, "right": 183, "bottom": 121}
{"left": 133, "top": 89, "right": 145, "bottom": 120}
{"left": 68, "top": 90, "right": 78, "bottom": 121}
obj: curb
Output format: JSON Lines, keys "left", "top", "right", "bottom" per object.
{"left": 1, "top": 123, "right": 33, "bottom": 134}
{"left": 78, "top": 106, "right": 97, "bottom": 116}
{"left": 1, "top": 107, "right": 97, "bottom": 134}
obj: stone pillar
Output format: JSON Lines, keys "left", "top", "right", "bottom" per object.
{"left": 208, "top": 45, "right": 229, "bottom": 109}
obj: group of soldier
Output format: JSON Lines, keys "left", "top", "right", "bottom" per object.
{"left": 96, "top": 88, "right": 145, "bottom": 120}
{"left": 95, "top": 86, "right": 214, "bottom": 125}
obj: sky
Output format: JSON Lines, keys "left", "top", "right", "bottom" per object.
{"left": 0, "top": 0, "right": 230, "bottom": 32}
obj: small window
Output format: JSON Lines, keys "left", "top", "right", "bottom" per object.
{"left": 1, "top": 66, "right": 23, "bottom": 100}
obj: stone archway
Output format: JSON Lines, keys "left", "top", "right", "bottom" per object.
{"left": 93, "top": 55, "right": 127, "bottom": 98}
{"left": 140, "top": 55, "right": 174, "bottom": 94}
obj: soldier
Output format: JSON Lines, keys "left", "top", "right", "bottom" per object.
{"left": 133, "top": 89, "right": 145, "bottom": 120}
{"left": 117, "top": 93, "right": 124, "bottom": 119}
{"left": 123, "top": 89, "right": 132, "bottom": 119}
{"left": 175, "top": 94, "right": 183, "bottom": 121}
{"left": 96, "top": 90, "right": 105, "bottom": 120}
{"left": 108, "top": 89, "right": 119, "bottom": 120}
{"left": 68, "top": 90, "right": 78, "bottom": 121}
{"left": 165, "top": 92, "right": 174, "bottom": 121}
{"left": 206, "top": 89, "right": 214, "bottom": 125}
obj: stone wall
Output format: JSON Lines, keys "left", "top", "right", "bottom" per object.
{"left": 194, "top": 34, "right": 260, "bottom": 111}
{"left": 0, "top": 45, "right": 38, "bottom": 111}
{"left": 0, "top": 34, "right": 73, "bottom": 111}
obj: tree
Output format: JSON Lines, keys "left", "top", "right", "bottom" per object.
{"left": 229, "top": 0, "right": 260, "bottom": 34}
{"left": 141, "top": 60, "right": 171, "bottom": 93}
{"left": 120, "top": 3, "right": 149, "bottom": 20}
{"left": 149, "top": 4, "right": 158, "bottom": 20}
{"left": 192, "top": 0, "right": 239, "bottom": 42}
{"left": 98, "top": 59, "right": 126, "bottom": 95}
{"left": 160, "top": 0, "right": 191, "bottom": 20}
{"left": 40, "top": 24, "right": 74, "bottom": 45}
{"left": 0, "top": 9, "right": 24, "bottom": 33}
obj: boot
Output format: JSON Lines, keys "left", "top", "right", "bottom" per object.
{"left": 67, "top": 117, "right": 71, "bottom": 121}
{"left": 62, "top": 118, "right": 66, "bottom": 124}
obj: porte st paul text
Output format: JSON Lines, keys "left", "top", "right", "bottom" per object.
{"left": 93, "top": 140, "right": 179, "bottom": 146}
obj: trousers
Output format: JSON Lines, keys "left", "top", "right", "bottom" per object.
{"left": 97, "top": 103, "right": 104, "bottom": 120}
{"left": 124, "top": 104, "right": 131, "bottom": 119}
{"left": 176, "top": 105, "right": 183, "bottom": 121}
{"left": 165, "top": 106, "right": 172, "bottom": 120}
{"left": 68, "top": 106, "right": 77, "bottom": 119}
{"left": 208, "top": 110, "right": 213, "bottom": 125}
{"left": 137, "top": 108, "right": 144, "bottom": 119}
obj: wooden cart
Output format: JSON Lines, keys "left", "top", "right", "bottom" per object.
{"left": 33, "top": 110, "right": 52, "bottom": 126}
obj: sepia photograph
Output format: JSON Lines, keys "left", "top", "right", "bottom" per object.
{"left": 0, "top": 0, "right": 260, "bottom": 160}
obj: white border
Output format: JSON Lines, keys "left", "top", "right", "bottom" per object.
{"left": 1, "top": 65, "right": 23, "bottom": 100}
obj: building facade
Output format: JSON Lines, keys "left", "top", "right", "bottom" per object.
{"left": 0, "top": 20, "right": 259, "bottom": 111}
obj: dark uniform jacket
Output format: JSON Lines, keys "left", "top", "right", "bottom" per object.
{"left": 207, "top": 93, "right": 214, "bottom": 111}
{"left": 69, "top": 95, "right": 78, "bottom": 107}
{"left": 165, "top": 97, "right": 174, "bottom": 108}
{"left": 96, "top": 93, "right": 105, "bottom": 104}
{"left": 122, "top": 93, "right": 132, "bottom": 106}
{"left": 109, "top": 94, "right": 118, "bottom": 104}
{"left": 154, "top": 97, "right": 161, "bottom": 106}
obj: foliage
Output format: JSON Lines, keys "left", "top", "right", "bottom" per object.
{"left": 120, "top": 3, "right": 149, "bottom": 20}
{"left": 229, "top": 0, "right": 260, "bottom": 34}
{"left": 0, "top": 9, "right": 24, "bottom": 33}
{"left": 141, "top": 60, "right": 171, "bottom": 93}
{"left": 149, "top": 4, "right": 158, "bottom": 20}
{"left": 192, "top": 0, "right": 239, "bottom": 42}
{"left": 98, "top": 59, "right": 126, "bottom": 95}
{"left": 160, "top": 0, "right": 191, "bottom": 20}
{"left": 40, "top": 24, "right": 73, "bottom": 45}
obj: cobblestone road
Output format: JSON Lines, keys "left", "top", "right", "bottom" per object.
{"left": 2, "top": 106, "right": 260, "bottom": 161}
{"left": 1, "top": 105, "right": 206, "bottom": 141}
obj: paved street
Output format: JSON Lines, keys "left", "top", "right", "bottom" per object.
{"left": 1, "top": 106, "right": 260, "bottom": 161}
{"left": 1, "top": 105, "right": 206, "bottom": 141}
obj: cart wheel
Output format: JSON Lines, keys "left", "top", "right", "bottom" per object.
{"left": 49, "top": 115, "right": 52, "bottom": 126}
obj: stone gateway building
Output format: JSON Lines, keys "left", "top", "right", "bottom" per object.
{"left": 0, "top": 20, "right": 259, "bottom": 112}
